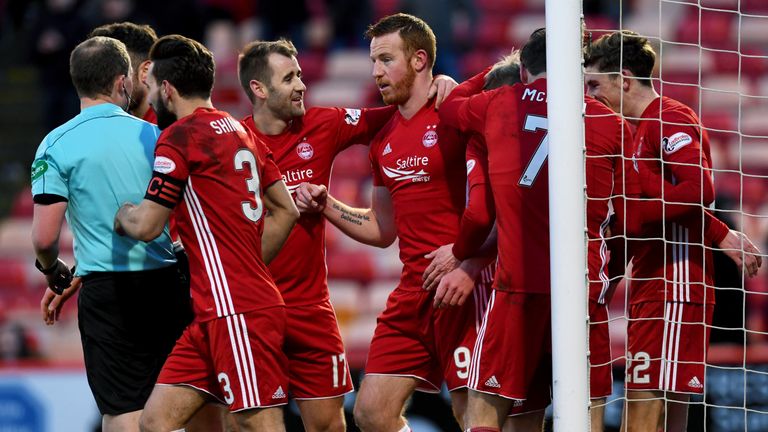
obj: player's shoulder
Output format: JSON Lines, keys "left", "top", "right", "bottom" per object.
{"left": 304, "top": 106, "right": 348, "bottom": 125}
{"left": 660, "top": 96, "right": 700, "bottom": 125}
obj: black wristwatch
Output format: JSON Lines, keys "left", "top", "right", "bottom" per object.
{"left": 35, "top": 258, "right": 59, "bottom": 275}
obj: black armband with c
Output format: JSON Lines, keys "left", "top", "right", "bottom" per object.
{"left": 144, "top": 171, "right": 186, "bottom": 209}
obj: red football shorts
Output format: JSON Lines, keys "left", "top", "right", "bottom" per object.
{"left": 365, "top": 276, "right": 491, "bottom": 392}
{"left": 626, "top": 301, "right": 713, "bottom": 394}
{"left": 589, "top": 301, "right": 613, "bottom": 399}
{"left": 157, "top": 306, "right": 289, "bottom": 411}
{"left": 284, "top": 300, "right": 353, "bottom": 399}
{"left": 469, "top": 291, "right": 551, "bottom": 416}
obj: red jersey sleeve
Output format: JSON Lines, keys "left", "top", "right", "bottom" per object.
{"left": 438, "top": 68, "right": 493, "bottom": 135}
{"left": 452, "top": 134, "right": 495, "bottom": 260}
{"left": 333, "top": 106, "right": 397, "bottom": 153}
{"left": 639, "top": 119, "right": 715, "bottom": 218}
{"left": 144, "top": 130, "right": 191, "bottom": 209}
{"left": 250, "top": 132, "right": 283, "bottom": 188}
{"left": 439, "top": 90, "right": 493, "bottom": 135}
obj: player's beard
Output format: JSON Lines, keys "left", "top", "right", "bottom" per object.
{"left": 129, "top": 84, "right": 146, "bottom": 113}
{"left": 266, "top": 86, "right": 305, "bottom": 121}
{"left": 381, "top": 63, "right": 416, "bottom": 106}
{"left": 153, "top": 96, "right": 177, "bottom": 130}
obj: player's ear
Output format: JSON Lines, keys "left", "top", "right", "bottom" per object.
{"left": 411, "top": 49, "right": 429, "bottom": 72}
{"left": 138, "top": 60, "right": 151, "bottom": 86}
{"left": 161, "top": 80, "right": 175, "bottom": 106}
{"left": 621, "top": 68, "right": 634, "bottom": 92}
{"left": 250, "top": 79, "right": 268, "bottom": 101}
{"left": 520, "top": 66, "right": 529, "bottom": 84}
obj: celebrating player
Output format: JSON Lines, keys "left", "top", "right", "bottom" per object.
{"left": 114, "top": 35, "right": 299, "bottom": 432}
{"left": 438, "top": 28, "right": 638, "bottom": 431}
{"left": 236, "top": 38, "right": 396, "bottom": 431}
{"left": 237, "top": 38, "right": 457, "bottom": 431}
{"left": 585, "top": 30, "right": 762, "bottom": 432}
{"left": 295, "top": 13, "right": 488, "bottom": 431}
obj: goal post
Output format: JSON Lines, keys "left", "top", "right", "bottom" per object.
{"left": 545, "top": 1, "right": 591, "bottom": 431}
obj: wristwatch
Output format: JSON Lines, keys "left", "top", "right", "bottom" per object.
{"left": 35, "top": 258, "right": 59, "bottom": 275}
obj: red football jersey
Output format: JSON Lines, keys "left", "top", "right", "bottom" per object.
{"left": 152, "top": 107, "right": 284, "bottom": 321}
{"left": 143, "top": 106, "right": 157, "bottom": 124}
{"left": 583, "top": 97, "right": 639, "bottom": 304}
{"left": 440, "top": 79, "right": 550, "bottom": 293}
{"left": 452, "top": 134, "right": 496, "bottom": 260}
{"left": 369, "top": 99, "right": 467, "bottom": 291}
{"left": 630, "top": 97, "right": 717, "bottom": 305}
{"left": 441, "top": 78, "right": 634, "bottom": 296}
{"left": 242, "top": 106, "right": 395, "bottom": 305}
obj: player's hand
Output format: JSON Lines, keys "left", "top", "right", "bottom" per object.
{"left": 434, "top": 267, "right": 474, "bottom": 308}
{"left": 294, "top": 183, "right": 328, "bottom": 214}
{"left": 718, "top": 229, "right": 763, "bottom": 277}
{"left": 41, "top": 276, "right": 81, "bottom": 325}
{"left": 422, "top": 243, "right": 460, "bottom": 291}
{"left": 429, "top": 74, "right": 458, "bottom": 110}
{"left": 114, "top": 202, "right": 135, "bottom": 236}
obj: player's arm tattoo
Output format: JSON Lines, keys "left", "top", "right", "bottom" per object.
{"left": 334, "top": 202, "right": 371, "bottom": 226}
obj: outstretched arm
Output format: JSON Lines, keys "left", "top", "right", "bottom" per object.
{"left": 295, "top": 182, "right": 397, "bottom": 248}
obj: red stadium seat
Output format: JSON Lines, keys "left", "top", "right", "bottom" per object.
{"left": 476, "top": 15, "right": 512, "bottom": 49}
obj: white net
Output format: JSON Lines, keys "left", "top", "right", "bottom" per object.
{"left": 583, "top": 1, "right": 768, "bottom": 430}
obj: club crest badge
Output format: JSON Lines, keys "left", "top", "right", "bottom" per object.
{"left": 296, "top": 142, "right": 314, "bottom": 160}
{"left": 422, "top": 125, "right": 438, "bottom": 148}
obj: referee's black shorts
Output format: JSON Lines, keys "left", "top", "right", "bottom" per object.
{"left": 78, "top": 264, "right": 193, "bottom": 415}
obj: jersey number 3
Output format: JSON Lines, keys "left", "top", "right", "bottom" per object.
{"left": 519, "top": 114, "right": 549, "bottom": 187}
{"left": 234, "top": 149, "right": 264, "bottom": 222}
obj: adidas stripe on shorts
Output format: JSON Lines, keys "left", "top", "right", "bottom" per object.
{"left": 157, "top": 306, "right": 290, "bottom": 411}
{"left": 468, "top": 290, "right": 552, "bottom": 416}
{"left": 626, "top": 301, "right": 713, "bottom": 394}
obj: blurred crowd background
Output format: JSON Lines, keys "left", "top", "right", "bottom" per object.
{"left": 0, "top": 0, "right": 767, "bottom": 430}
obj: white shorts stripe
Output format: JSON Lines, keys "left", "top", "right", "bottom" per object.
{"left": 671, "top": 303, "right": 684, "bottom": 391}
{"left": 226, "top": 315, "right": 249, "bottom": 405}
{"left": 239, "top": 313, "right": 261, "bottom": 406}
{"left": 231, "top": 314, "right": 256, "bottom": 406}
{"left": 470, "top": 290, "right": 495, "bottom": 389}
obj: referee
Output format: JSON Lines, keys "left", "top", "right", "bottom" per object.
{"left": 30, "top": 36, "right": 191, "bottom": 431}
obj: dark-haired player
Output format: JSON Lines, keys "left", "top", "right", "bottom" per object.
{"left": 115, "top": 34, "right": 299, "bottom": 432}
{"left": 585, "top": 30, "right": 762, "bottom": 432}
{"left": 89, "top": 22, "right": 158, "bottom": 122}
{"left": 438, "top": 28, "right": 638, "bottom": 432}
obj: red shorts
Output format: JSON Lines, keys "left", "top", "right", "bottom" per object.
{"left": 157, "top": 307, "right": 289, "bottom": 411}
{"left": 365, "top": 274, "right": 491, "bottom": 393}
{"left": 469, "top": 291, "right": 551, "bottom": 416}
{"left": 284, "top": 300, "right": 353, "bottom": 399}
{"left": 626, "top": 301, "right": 713, "bottom": 394}
{"left": 589, "top": 301, "right": 613, "bottom": 399}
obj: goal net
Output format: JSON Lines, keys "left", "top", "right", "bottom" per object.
{"left": 578, "top": 1, "right": 768, "bottom": 431}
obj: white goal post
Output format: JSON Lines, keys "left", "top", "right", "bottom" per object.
{"left": 546, "top": 1, "right": 590, "bottom": 431}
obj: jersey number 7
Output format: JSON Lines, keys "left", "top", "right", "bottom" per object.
{"left": 519, "top": 114, "right": 549, "bottom": 187}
